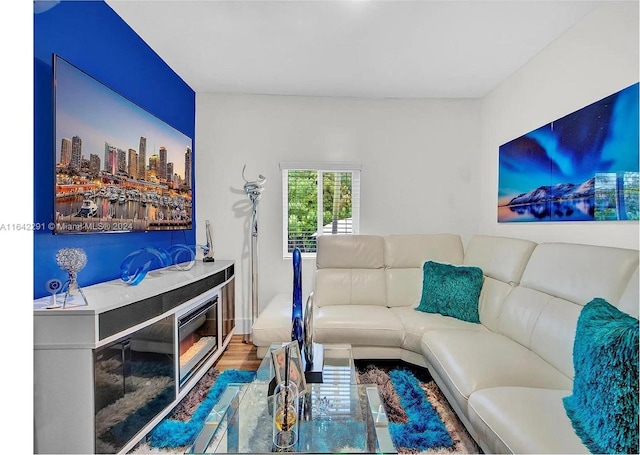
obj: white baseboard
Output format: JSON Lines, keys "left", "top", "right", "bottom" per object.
{"left": 235, "top": 317, "right": 252, "bottom": 334}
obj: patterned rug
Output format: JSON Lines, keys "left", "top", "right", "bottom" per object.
{"left": 356, "top": 361, "right": 480, "bottom": 454}
{"left": 144, "top": 369, "right": 255, "bottom": 450}
{"left": 131, "top": 362, "right": 480, "bottom": 454}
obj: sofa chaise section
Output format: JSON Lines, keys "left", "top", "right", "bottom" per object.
{"left": 427, "top": 242, "right": 639, "bottom": 454}
{"left": 251, "top": 293, "right": 294, "bottom": 358}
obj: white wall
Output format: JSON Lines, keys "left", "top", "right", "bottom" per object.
{"left": 195, "top": 95, "right": 480, "bottom": 332}
{"left": 196, "top": 2, "right": 639, "bottom": 334}
{"left": 479, "top": 1, "right": 640, "bottom": 249}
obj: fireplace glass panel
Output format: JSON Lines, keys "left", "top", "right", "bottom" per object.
{"left": 94, "top": 314, "right": 175, "bottom": 453}
{"left": 179, "top": 295, "right": 218, "bottom": 389}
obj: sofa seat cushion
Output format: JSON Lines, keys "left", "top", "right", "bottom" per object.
{"left": 314, "top": 305, "right": 404, "bottom": 347}
{"left": 421, "top": 330, "right": 572, "bottom": 415}
{"left": 252, "top": 293, "right": 293, "bottom": 350}
{"left": 468, "top": 386, "right": 588, "bottom": 454}
{"left": 391, "top": 307, "right": 488, "bottom": 354}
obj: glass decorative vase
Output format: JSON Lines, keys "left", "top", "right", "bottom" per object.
{"left": 55, "top": 247, "right": 89, "bottom": 308}
{"left": 272, "top": 380, "right": 299, "bottom": 450}
{"left": 291, "top": 247, "right": 303, "bottom": 350}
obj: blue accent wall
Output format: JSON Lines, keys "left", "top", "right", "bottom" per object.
{"left": 34, "top": 1, "right": 196, "bottom": 299}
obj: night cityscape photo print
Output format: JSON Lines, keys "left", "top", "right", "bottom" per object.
{"left": 498, "top": 82, "right": 639, "bottom": 222}
{"left": 54, "top": 55, "right": 194, "bottom": 234}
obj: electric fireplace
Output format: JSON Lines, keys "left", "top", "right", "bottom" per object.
{"left": 178, "top": 295, "right": 218, "bottom": 389}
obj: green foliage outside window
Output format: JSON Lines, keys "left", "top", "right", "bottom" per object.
{"left": 287, "top": 170, "right": 353, "bottom": 253}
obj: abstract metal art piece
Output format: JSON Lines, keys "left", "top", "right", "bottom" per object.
{"left": 203, "top": 219, "right": 215, "bottom": 262}
{"left": 242, "top": 164, "right": 267, "bottom": 342}
{"left": 303, "top": 293, "right": 314, "bottom": 364}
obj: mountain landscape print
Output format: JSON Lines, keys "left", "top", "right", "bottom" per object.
{"left": 498, "top": 82, "right": 639, "bottom": 222}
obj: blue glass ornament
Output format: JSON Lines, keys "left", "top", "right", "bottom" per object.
{"left": 292, "top": 316, "right": 303, "bottom": 351}
{"left": 120, "top": 247, "right": 172, "bottom": 285}
{"left": 119, "top": 244, "right": 195, "bottom": 285}
{"left": 291, "top": 247, "right": 303, "bottom": 349}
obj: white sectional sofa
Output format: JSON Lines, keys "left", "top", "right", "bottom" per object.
{"left": 252, "top": 233, "right": 639, "bottom": 454}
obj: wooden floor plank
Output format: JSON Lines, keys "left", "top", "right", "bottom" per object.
{"left": 213, "top": 334, "right": 262, "bottom": 372}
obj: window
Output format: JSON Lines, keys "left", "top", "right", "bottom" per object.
{"left": 281, "top": 162, "right": 361, "bottom": 256}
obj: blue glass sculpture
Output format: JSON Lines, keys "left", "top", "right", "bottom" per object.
{"left": 120, "top": 244, "right": 195, "bottom": 285}
{"left": 291, "top": 247, "right": 303, "bottom": 350}
{"left": 120, "top": 247, "right": 172, "bottom": 285}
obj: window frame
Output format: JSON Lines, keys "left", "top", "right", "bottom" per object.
{"left": 281, "top": 162, "right": 361, "bottom": 258}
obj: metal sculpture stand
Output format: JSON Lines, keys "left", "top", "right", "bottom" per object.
{"left": 242, "top": 165, "right": 266, "bottom": 343}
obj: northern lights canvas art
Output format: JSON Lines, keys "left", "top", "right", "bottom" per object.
{"left": 498, "top": 83, "right": 639, "bottom": 222}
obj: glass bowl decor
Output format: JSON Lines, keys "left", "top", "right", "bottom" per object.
{"left": 55, "top": 247, "right": 89, "bottom": 308}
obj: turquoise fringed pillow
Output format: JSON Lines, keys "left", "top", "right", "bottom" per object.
{"left": 563, "top": 298, "right": 639, "bottom": 454}
{"left": 416, "top": 261, "right": 483, "bottom": 323}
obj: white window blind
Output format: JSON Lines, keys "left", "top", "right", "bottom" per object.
{"left": 281, "top": 162, "right": 361, "bottom": 257}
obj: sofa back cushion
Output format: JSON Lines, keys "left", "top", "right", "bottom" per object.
{"left": 315, "top": 235, "right": 386, "bottom": 307}
{"left": 520, "top": 242, "right": 639, "bottom": 305}
{"left": 316, "top": 234, "right": 385, "bottom": 269}
{"left": 463, "top": 235, "right": 537, "bottom": 332}
{"left": 614, "top": 265, "right": 638, "bottom": 318}
{"left": 384, "top": 234, "right": 464, "bottom": 308}
{"left": 498, "top": 242, "right": 639, "bottom": 379}
{"left": 315, "top": 233, "right": 464, "bottom": 308}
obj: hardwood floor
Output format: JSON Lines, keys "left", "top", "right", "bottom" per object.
{"left": 212, "top": 334, "right": 262, "bottom": 372}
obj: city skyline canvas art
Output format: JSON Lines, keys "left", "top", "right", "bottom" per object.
{"left": 498, "top": 82, "right": 639, "bottom": 223}
{"left": 53, "top": 55, "right": 193, "bottom": 234}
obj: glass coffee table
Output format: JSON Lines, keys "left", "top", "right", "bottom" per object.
{"left": 190, "top": 343, "right": 396, "bottom": 453}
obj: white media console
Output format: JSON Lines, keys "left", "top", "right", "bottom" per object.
{"left": 33, "top": 260, "right": 235, "bottom": 454}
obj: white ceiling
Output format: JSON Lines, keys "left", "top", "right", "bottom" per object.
{"left": 106, "top": 0, "right": 604, "bottom": 99}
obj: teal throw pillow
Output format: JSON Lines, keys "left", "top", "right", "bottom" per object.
{"left": 416, "top": 261, "right": 483, "bottom": 323}
{"left": 563, "top": 298, "right": 639, "bottom": 454}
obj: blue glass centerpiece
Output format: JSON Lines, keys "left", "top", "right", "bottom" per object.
{"left": 291, "top": 247, "right": 303, "bottom": 349}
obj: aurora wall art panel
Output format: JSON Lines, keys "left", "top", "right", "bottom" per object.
{"left": 498, "top": 82, "right": 639, "bottom": 222}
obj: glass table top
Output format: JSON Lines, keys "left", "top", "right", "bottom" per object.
{"left": 256, "top": 343, "right": 357, "bottom": 385}
{"left": 190, "top": 343, "right": 396, "bottom": 454}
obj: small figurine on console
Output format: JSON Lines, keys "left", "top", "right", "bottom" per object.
{"left": 203, "top": 219, "right": 215, "bottom": 263}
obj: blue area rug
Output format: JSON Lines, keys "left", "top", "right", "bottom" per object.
{"left": 147, "top": 364, "right": 472, "bottom": 453}
{"left": 147, "top": 369, "right": 255, "bottom": 448}
{"left": 358, "top": 364, "right": 454, "bottom": 452}
{"left": 388, "top": 368, "right": 453, "bottom": 450}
